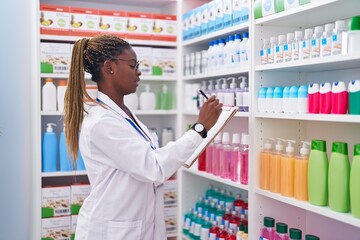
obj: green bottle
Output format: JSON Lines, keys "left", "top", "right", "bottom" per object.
{"left": 350, "top": 144, "right": 360, "bottom": 218}
{"left": 157, "top": 84, "right": 173, "bottom": 110}
{"left": 305, "top": 234, "right": 320, "bottom": 240}
{"left": 328, "top": 142, "right": 350, "bottom": 212}
{"left": 308, "top": 140, "right": 328, "bottom": 206}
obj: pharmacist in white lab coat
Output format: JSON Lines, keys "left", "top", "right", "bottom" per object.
{"left": 63, "top": 35, "right": 222, "bottom": 240}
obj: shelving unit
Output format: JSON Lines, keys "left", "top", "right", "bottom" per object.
{"left": 41, "top": 73, "right": 177, "bottom": 81}
{"left": 42, "top": 170, "right": 87, "bottom": 177}
{"left": 183, "top": 67, "right": 249, "bottom": 81}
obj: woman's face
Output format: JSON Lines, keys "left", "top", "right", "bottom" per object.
{"left": 110, "top": 47, "right": 141, "bottom": 96}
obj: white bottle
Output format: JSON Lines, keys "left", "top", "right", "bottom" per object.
{"left": 276, "top": 35, "right": 286, "bottom": 63}
{"left": 258, "top": 87, "right": 267, "bottom": 113}
{"left": 311, "top": 26, "right": 323, "bottom": 58}
{"left": 161, "top": 128, "right": 174, "bottom": 147}
{"left": 217, "top": 39, "right": 226, "bottom": 69}
{"left": 224, "top": 36, "right": 233, "bottom": 68}
{"left": 289, "top": 85, "right": 299, "bottom": 114}
{"left": 321, "top": 23, "right": 334, "bottom": 57}
{"left": 124, "top": 92, "right": 139, "bottom": 110}
{"left": 210, "top": 40, "right": 218, "bottom": 72}
{"left": 201, "top": 50, "right": 208, "bottom": 74}
{"left": 57, "top": 79, "right": 67, "bottom": 112}
{"left": 273, "top": 86, "right": 284, "bottom": 113}
{"left": 215, "top": 78, "right": 224, "bottom": 103}
{"left": 292, "top": 31, "right": 303, "bottom": 61}
{"left": 224, "top": 77, "right": 236, "bottom": 106}
{"left": 284, "top": 33, "right": 294, "bottom": 62}
{"left": 260, "top": 38, "right": 269, "bottom": 65}
{"left": 302, "top": 28, "right": 313, "bottom": 60}
{"left": 195, "top": 51, "right": 201, "bottom": 75}
{"left": 331, "top": 20, "right": 346, "bottom": 56}
{"left": 265, "top": 87, "right": 274, "bottom": 113}
{"left": 190, "top": 52, "right": 195, "bottom": 75}
{"left": 268, "top": 36, "right": 277, "bottom": 64}
{"left": 205, "top": 80, "right": 215, "bottom": 97}
{"left": 233, "top": 34, "right": 241, "bottom": 67}
{"left": 207, "top": 41, "right": 214, "bottom": 72}
{"left": 297, "top": 85, "right": 308, "bottom": 114}
{"left": 219, "top": 78, "right": 228, "bottom": 104}
{"left": 282, "top": 86, "right": 291, "bottom": 113}
{"left": 239, "top": 77, "right": 249, "bottom": 112}
{"left": 184, "top": 53, "right": 191, "bottom": 76}
{"left": 42, "top": 78, "right": 57, "bottom": 111}
{"left": 139, "top": 84, "right": 156, "bottom": 110}
{"left": 240, "top": 32, "right": 249, "bottom": 65}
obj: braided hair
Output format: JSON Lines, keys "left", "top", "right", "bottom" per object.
{"left": 64, "top": 34, "right": 131, "bottom": 162}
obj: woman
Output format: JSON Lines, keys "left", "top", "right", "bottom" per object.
{"left": 64, "top": 34, "right": 222, "bottom": 240}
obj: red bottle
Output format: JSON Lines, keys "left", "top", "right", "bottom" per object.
{"left": 228, "top": 211, "right": 240, "bottom": 233}
{"left": 331, "top": 81, "right": 348, "bottom": 114}
{"left": 226, "top": 228, "right": 237, "bottom": 240}
{"left": 198, "top": 150, "right": 206, "bottom": 171}
{"left": 216, "top": 225, "right": 229, "bottom": 240}
{"left": 209, "top": 221, "right": 220, "bottom": 240}
{"left": 308, "top": 83, "right": 320, "bottom": 113}
{"left": 233, "top": 194, "right": 244, "bottom": 215}
{"left": 319, "top": 82, "right": 332, "bottom": 114}
{"left": 222, "top": 208, "right": 233, "bottom": 230}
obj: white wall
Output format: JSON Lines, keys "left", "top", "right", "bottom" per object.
{"left": 0, "top": 1, "right": 40, "bottom": 239}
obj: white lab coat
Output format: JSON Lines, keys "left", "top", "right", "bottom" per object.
{"left": 75, "top": 92, "right": 203, "bottom": 240}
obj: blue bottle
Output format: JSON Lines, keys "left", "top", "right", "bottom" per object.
{"left": 42, "top": 123, "right": 57, "bottom": 172}
{"left": 76, "top": 151, "right": 86, "bottom": 171}
{"left": 59, "top": 126, "right": 73, "bottom": 171}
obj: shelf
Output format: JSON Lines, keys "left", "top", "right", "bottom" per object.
{"left": 183, "top": 22, "right": 249, "bottom": 47}
{"left": 183, "top": 67, "right": 250, "bottom": 81}
{"left": 132, "top": 110, "right": 177, "bottom": 115}
{"left": 255, "top": 112, "right": 360, "bottom": 123}
{"left": 41, "top": 73, "right": 176, "bottom": 81}
{"left": 42, "top": 171, "right": 87, "bottom": 177}
{"left": 40, "top": 35, "right": 176, "bottom": 47}
{"left": 255, "top": 188, "right": 360, "bottom": 228}
{"left": 254, "top": 0, "right": 360, "bottom": 28}
{"left": 183, "top": 110, "right": 249, "bottom": 118}
{"left": 41, "top": 111, "right": 63, "bottom": 116}
{"left": 254, "top": 54, "right": 360, "bottom": 72}
{"left": 182, "top": 168, "right": 249, "bottom": 191}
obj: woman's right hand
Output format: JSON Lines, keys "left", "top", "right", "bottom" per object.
{"left": 197, "top": 95, "right": 223, "bottom": 132}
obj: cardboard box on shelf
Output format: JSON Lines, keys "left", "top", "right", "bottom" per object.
{"left": 42, "top": 186, "right": 71, "bottom": 218}
{"left": 42, "top": 216, "right": 71, "bottom": 240}
{"left": 151, "top": 14, "right": 177, "bottom": 42}
{"left": 98, "top": 10, "right": 127, "bottom": 39}
{"left": 126, "top": 12, "right": 153, "bottom": 40}
{"left": 69, "top": 7, "right": 100, "bottom": 37}
{"left": 40, "top": 4, "right": 70, "bottom": 36}
{"left": 163, "top": 179, "right": 177, "bottom": 208}
{"left": 71, "top": 184, "right": 91, "bottom": 215}
{"left": 132, "top": 46, "right": 153, "bottom": 75}
{"left": 40, "top": 42, "right": 71, "bottom": 74}
{"left": 152, "top": 48, "right": 176, "bottom": 77}
{"left": 164, "top": 207, "right": 177, "bottom": 235}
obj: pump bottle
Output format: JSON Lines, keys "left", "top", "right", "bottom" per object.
{"left": 269, "top": 138, "right": 284, "bottom": 193}
{"left": 276, "top": 35, "right": 286, "bottom": 63}
{"left": 311, "top": 26, "right": 323, "bottom": 58}
{"left": 350, "top": 144, "right": 360, "bottom": 218}
{"left": 220, "top": 132, "right": 231, "bottom": 179}
{"left": 321, "top": 23, "right": 334, "bottom": 57}
{"left": 240, "top": 133, "right": 249, "bottom": 185}
{"left": 224, "top": 77, "right": 236, "bottom": 106}
{"left": 239, "top": 77, "right": 249, "bottom": 112}
{"left": 260, "top": 138, "right": 273, "bottom": 190}
{"left": 328, "top": 141, "right": 350, "bottom": 212}
{"left": 308, "top": 139, "right": 328, "bottom": 206}
{"left": 157, "top": 84, "right": 172, "bottom": 110}
{"left": 59, "top": 125, "right": 73, "bottom": 171}
{"left": 281, "top": 140, "right": 296, "bottom": 197}
{"left": 42, "top": 78, "right": 57, "bottom": 111}
{"left": 331, "top": 20, "right": 346, "bottom": 55}
{"left": 284, "top": 33, "right": 294, "bottom": 62}
{"left": 230, "top": 133, "right": 241, "bottom": 182}
{"left": 212, "top": 133, "right": 222, "bottom": 176}
{"left": 292, "top": 31, "right": 303, "bottom": 61}
{"left": 139, "top": 84, "right": 156, "bottom": 110}
{"left": 294, "top": 141, "right": 310, "bottom": 201}
{"left": 302, "top": 28, "right": 313, "bottom": 60}
{"left": 42, "top": 123, "right": 57, "bottom": 172}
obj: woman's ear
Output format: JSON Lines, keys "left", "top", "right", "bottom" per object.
{"left": 103, "top": 60, "right": 114, "bottom": 74}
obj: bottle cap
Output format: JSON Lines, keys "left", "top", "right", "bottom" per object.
{"left": 314, "top": 26, "right": 323, "bottom": 34}
{"left": 298, "top": 85, "right": 308, "bottom": 98}
{"left": 295, "top": 31, "right": 303, "bottom": 39}
{"left": 308, "top": 83, "right": 320, "bottom": 94}
{"left": 304, "top": 28, "right": 313, "bottom": 38}
{"left": 222, "top": 132, "right": 230, "bottom": 144}
{"left": 258, "top": 87, "right": 267, "bottom": 98}
{"left": 234, "top": 34, "right": 241, "bottom": 40}
{"left": 232, "top": 133, "right": 241, "bottom": 144}
{"left": 286, "top": 140, "right": 296, "bottom": 153}
{"left": 162, "top": 84, "right": 168, "bottom": 92}
{"left": 228, "top": 77, "right": 237, "bottom": 89}
{"left": 320, "top": 82, "right": 332, "bottom": 93}
{"left": 305, "top": 234, "right": 320, "bottom": 240}
{"left": 239, "top": 77, "right": 247, "bottom": 88}
{"left": 264, "top": 138, "right": 274, "bottom": 150}
{"left": 283, "top": 86, "right": 291, "bottom": 98}
{"left": 349, "top": 16, "right": 360, "bottom": 31}
{"left": 300, "top": 141, "right": 310, "bottom": 155}
{"left": 348, "top": 80, "right": 360, "bottom": 92}
{"left": 214, "top": 132, "right": 222, "bottom": 142}
{"left": 221, "top": 78, "right": 228, "bottom": 90}
{"left": 238, "top": 222, "right": 245, "bottom": 231}
{"left": 263, "top": 38, "right": 269, "bottom": 44}
{"left": 58, "top": 80, "right": 67, "bottom": 86}
{"left": 332, "top": 141, "right": 348, "bottom": 155}
{"left": 354, "top": 144, "right": 360, "bottom": 156}
{"left": 278, "top": 34, "right": 286, "bottom": 43}
{"left": 325, "top": 23, "right": 334, "bottom": 32}
{"left": 45, "top": 78, "right": 54, "bottom": 83}
{"left": 335, "top": 20, "right": 346, "bottom": 31}
{"left": 275, "top": 138, "right": 285, "bottom": 151}
{"left": 331, "top": 81, "right": 347, "bottom": 93}
{"left": 264, "top": 217, "right": 275, "bottom": 228}
{"left": 218, "top": 38, "right": 225, "bottom": 44}
{"left": 229, "top": 35, "right": 234, "bottom": 41}
{"left": 273, "top": 87, "right": 284, "bottom": 98}
{"left": 242, "top": 32, "right": 249, "bottom": 38}
{"left": 289, "top": 86, "right": 299, "bottom": 98}
{"left": 241, "top": 133, "right": 249, "bottom": 145}
{"left": 311, "top": 140, "right": 327, "bottom": 152}
{"left": 287, "top": 33, "right": 295, "bottom": 42}
{"left": 270, "top": 36, "right": 278, "bottom": 43}
{"left": 266, "top": 87, "right": 274, "bottom": 98}
{"left": 276, "top": 222, "right": 288, "bottom": 234}
{"left": 46, "top": 123, "right": 56, "bottom": 132}
{"left": 289, "top": 228, "right": 302, "bottom": 240}
{"left": 244, "top": 225, "right": 248, "bottom": 234}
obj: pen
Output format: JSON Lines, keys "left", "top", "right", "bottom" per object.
{"left": 199, "top": 90, "right": 208, "bottom": 100}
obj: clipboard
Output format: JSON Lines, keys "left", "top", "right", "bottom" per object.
{"left": 183, "top": 105, "right": 239, "bottom": 168}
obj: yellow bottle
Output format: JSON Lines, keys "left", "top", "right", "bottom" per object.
{"left": 269, "top": 138, "right": 285, "bottom": 193}
{"left": 260, "top": 138, "right": 274, "bottom": 190}
{"left": 294, "top": 141, "right": 310, "bottom": 201}
{"left": 281, "top": 140, "right": 296, "bottom": 197}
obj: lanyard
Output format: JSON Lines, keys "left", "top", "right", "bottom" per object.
{"left": 96, "top": 98, "right": 156, "bottom": 150}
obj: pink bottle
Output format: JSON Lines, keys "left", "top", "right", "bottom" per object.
{"left": 216, "top": 225, "right": 229, "bottom": 240}
{"left": 220, "top": 132, "right": 231, "bottom": 179}
{"left": 230, "top": 133, "right": 241, "bottom": 182}
{"left": 206, "top": 141, "right": 214, "bottom": 173}
{"left": 331, "top": 81, "right": 348, "bottom": 114}
{"left": 212, "top": 133, "right": 222, "bottom": 176}
{"left": 275, "top": 222, "right": 289, "bottom": 240}
{"left": 308, "top": 83, "right": 320, "bottom": 113}
{"left": 198, "top": 150, "right": 206, "bottom": 171}
{"left": 319, "top": 82, "right": 332, "bottom": 114}
{"left": 240, "top": 133, "right": 249, "bottom": 185}
{"left": 260, "top": 217, "right": 275, "bottom": 240}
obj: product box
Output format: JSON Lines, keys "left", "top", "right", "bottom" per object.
{"left": 207, "top": 1, "right": 217, "bottom": 33}
{"left": 223, "top": 0, "right": 233, "bottom": 28}
{"left": 242, "top": 0, "right": 250, "bottom": 22}
{"left": 193, "top": 7, "right": 202, "bottom": 39}
{"left": 40, "top": 42, "right": 71, "bottom": 74}
{"left": 215, "top": 0, "right": 224, "bottom": 31}
{"left": 126, "top": 12, "right": 153, "bottom": 40}
{"left": 163, "top": 179, "right": 177, "bottom": 208}
{"left": 42, "top": 186, "right": 71, "bottom": 218}
{"left": 42, "top": 216, "right": 71, "bottom": 240}
{"left": 152, "top": 48, "right": 176, "bottom": 77}
{"left": 152, "top": 14, "right": 177, "bottom": 42}
{"left": 232, "top": 0, "right": 243, "bottom": 24}
{"left": 200, "top": 3, "right": 209, "bottom": 36}
{"left": 40, "top": 4, "right": 70, "bottom": 36}
{"left": 132, "top": 46, "right": 152, "bottom": 75}
{"left": 299, "top": 0, "right": 311, "bottom": 5}
{"left": 164, "top": 207, "right": 177, "bottom": 236}
{"left": 284, "top": 0, "right": 299, "bottom": 10}
{"left": 262, "top": 0, "right": 276, "bottom": 17}
{"left": 71, "top": 215, "right": 78, "bottom": 240}
{"left": 71, "top": 184, "right": 91, "bottom": 215}
{"left": 254, "top": 0, "right": 263, "bottom": 19}
{"left": 182, "top": 12, "right": 190, "bottom": 41}
{"left": 97, "top": 10, "right": 127, "bottom": 38}
{"left": 69, "top": 7, "right": 100, "bottom": 37}
{"left": 188, "top": 9, "right": 195, "bottom": 40}
{"left": 275, "top": 0, "right": 285, "bottom": 13}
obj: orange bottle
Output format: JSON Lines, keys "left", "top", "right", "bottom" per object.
{"left": 269, "top": 138, "right": 285, "bottom": 193}
{"left": 281, "top": 140, "right": 296, "bottom": 197}
{"left": 260, "top": 138, "right": 273, "bottom": 190}
{"left": 294, "top": 141, "right": 310, "bottom": 201}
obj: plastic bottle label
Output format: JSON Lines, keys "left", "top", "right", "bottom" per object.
{"left": 275, "top": 45, "right": 283, "bottom": 63}
{"left": 321, "top": 37, "right": 331, "bottom": 57}
{"left": 292, "top": 42, "right": 299, "bottom": 60}
{"left": 302, "top": 40, "right": 310, "bottom": 59}
{"left": 209, "top": 233, "right": 217, "bottom": 240}
{"left": 332, "top": 34, "right": 342, "bottom": 55}
{"left": 311, "top": 38, "right": 320, "bottom": 58}
{"left": 284, "top": 44, "right": 292, "bottom": 62}
{"left": 260, "top": 49, "right": 268, "bottom": 65}
{"left": 267, "top": 47, "right": 274, "bottom": 64}
{"left": 201, "top": 228, "right": 210, "bottom": 239}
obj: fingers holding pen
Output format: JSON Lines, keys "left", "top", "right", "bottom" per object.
{"left": 198, "top": 95, "right": 223, "bottom": 132}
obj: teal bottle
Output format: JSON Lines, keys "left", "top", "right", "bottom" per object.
{"left": 329, "top": 142, "right": 350, "bottom": 212}
{"left": 42, "top": 123, "right": 57, "bottom": 172}
{"left": 205, "top": 185, "right": 215, "bottom": 201}
{"left": 193, "top": 213, "right": 203, "bottom": 240}
{"left": 183, "top": 207, "right": 193, "bottom": 235}
{"left": 308, "top": 140, "right": 328, "bottom": 206}
{"left": 195, "top": 196, "right": 205, "bottom": 215}
{"left": 59, "top": 127, "right": 73, "bottom": 171}
{"left": 200, "top": 216, "right": 212, "bottom": 240}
